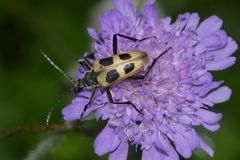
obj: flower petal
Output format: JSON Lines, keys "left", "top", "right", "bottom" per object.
{"left": 200, "top": 139, "right": 214, "bottom": 157}
{"left": 108, "top": 140, "right": 129, "bottom": 160}
{"left": 184, "top": 129, "right": 200, "bottom": 150}
{"left": 197, "top": 16, "right": 222, "bottom": 38}
{"left": 99, "top": 10, "right": 122, "bottom": 34}
{"left": 142, "top": 146, "right": 163, "bottom": 160}
{"left": 61, "top": 99, "right": 88, "bottom": 121}
{"left": 200, "top": 30, "right": 227, "bottom": 49}
{"left": 204, "top": 86, "right": 232, "bottom": 104}
{"left": 185, "top": 13, "right": 200, "bottom": 30}
{"left": 142, "top": 145, "right": 179, "bottom": 160}
{"left": 206, "top": 56, "right": 236, "bottom": 71}
{"left": 196, "top": 109, "right": 222, "bottom": 124}
{"left": 140, "top": 3, "right": 158, "bottom": 25}
{"left": 211, "top": 38, "right": 238, "bottom": 60}
{"left": 203, "top": 123, "right": 220, "bottom": 132}
{"left": 87, "top": 28, "right": 99, "bottom": 41}
{"left": 112, "top": 0, "right": 136, "bottom": 22}
{"left": 94, "top": 124, "right": 120, "bottom": 156}
{"left": 146, "top": 0, "right": 155, "bottom": 5}
{"left": 173, "top": 134, "right": 192, "bottom": 158}
{"left": 155, "top": 133, "right": 180, "bottom": 160}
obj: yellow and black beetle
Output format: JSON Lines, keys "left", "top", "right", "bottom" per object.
{"left": 42, "top": 34, "right": 169, "bottom": 119}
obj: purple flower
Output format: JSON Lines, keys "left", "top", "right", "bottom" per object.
{"left": 62, "top": 0, "right": 238, "bottom": 159}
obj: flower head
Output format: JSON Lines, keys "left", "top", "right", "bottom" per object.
{"left": 62, "top": 0, "right": 238, "bottom": 159}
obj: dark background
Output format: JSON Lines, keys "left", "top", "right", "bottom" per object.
{"left": 0, "top": 0, "right": 239, "bottom": 159}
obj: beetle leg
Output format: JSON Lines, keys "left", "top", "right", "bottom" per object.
{"left": 83, "top": 58, "right": 93, "bottom": 68}
{"left": 77, "top": 58, "right": 93, "bottom": 71}
{"left": 79, "top": 87, "right": 98, "bottom": 120}
{"left": 77, "top": 52, "right": 95, "bottom": 71}
{"left": 128, "top": 48, "right": 170, "bottom": 80}
{"left": 106, "top": 87, "right": 144, "bottom": 114}
{"left": 84, "top": 52, "right": 95, "bottom": 59}
{"left": 113, "top": 34, "right": 154, "bottom": 55}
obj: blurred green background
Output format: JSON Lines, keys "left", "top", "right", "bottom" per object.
{"left": 0, "top": 0, "right": 239, "bottom": 160}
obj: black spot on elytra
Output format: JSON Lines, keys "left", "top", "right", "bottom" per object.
{"left": 106, "top": 69, "right": 119, "bottom": 83}
{"left": 124, "top": 63, "right": 135, "bottom": 74}
{"left": 99, "top": 57, "right": 113, "bottom": 66}
{"left": 119, "top": 53, "right": 131, "bottom": 60}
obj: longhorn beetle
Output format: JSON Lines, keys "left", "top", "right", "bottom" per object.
{"left": 42, "top": 34, "right": 169, "bottom": 120}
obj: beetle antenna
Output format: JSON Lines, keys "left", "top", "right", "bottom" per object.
{"left": 40, "top": 50, "right": 76, "bottom": 85}
{"left": 46, "top": 90, "right": 73, "bottom": 125}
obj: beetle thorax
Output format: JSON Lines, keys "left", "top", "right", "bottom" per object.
{"left": 78, "top": 71, "right": 98, "bottom": 89}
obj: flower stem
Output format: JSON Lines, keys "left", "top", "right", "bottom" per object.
{"left": 0, "top": 123, "right": 97, "bottom": 139}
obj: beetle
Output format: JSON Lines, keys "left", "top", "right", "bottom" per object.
{"left": 41, "top": 34, "right": 169, "bottom": 120}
